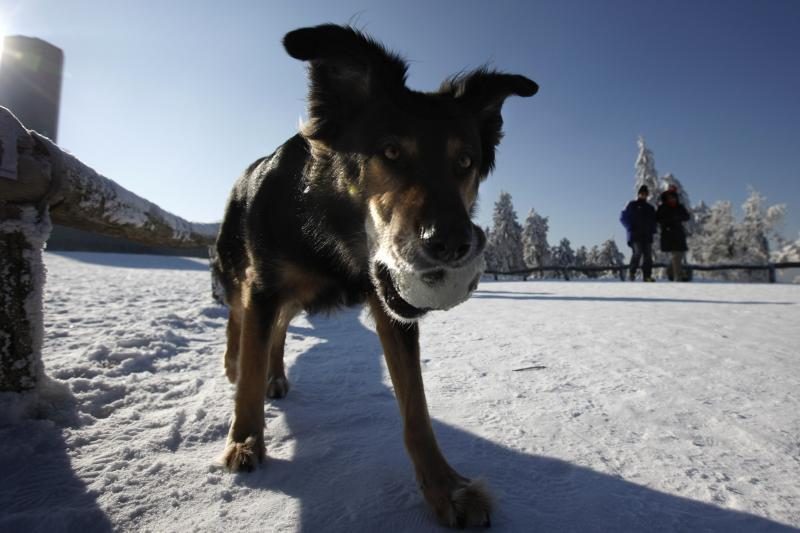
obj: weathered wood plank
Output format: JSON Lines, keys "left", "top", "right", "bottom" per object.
{"left": 1, "top": 106, "right": 218, "bottom": 249}
{"left": 0, "top": 206, "right": 50, "bottom": 392}
{"left": 33, "top": 132, "right": 217, "bottom": 248}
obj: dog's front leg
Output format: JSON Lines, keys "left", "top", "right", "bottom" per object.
{"left": 222, "top": 285, "right": 278, "bottom": 472}
{"left": 368, "top": 295, "right": 491, "bottom": 528}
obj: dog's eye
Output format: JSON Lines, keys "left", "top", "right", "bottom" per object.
{"left": 383, "top": 144, "right": 401, "bottom": 161}
{"left": 457, "top": 154, "right": 473, "bottom": 169}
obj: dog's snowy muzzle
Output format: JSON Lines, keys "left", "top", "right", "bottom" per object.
{"left": 372, "top": 253, "right": 484, "bottom": 322}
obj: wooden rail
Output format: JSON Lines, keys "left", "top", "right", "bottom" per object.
{"left": 486, "top": 262, "right": 800, "bottom": 282}
{"left": 0, "top": 106, "right": 218, "bottom": 393}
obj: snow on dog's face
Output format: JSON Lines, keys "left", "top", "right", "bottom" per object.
{"left": 284, "top": 25, "right": 538, "bottom": 321}
{"left": 362, "top": 134, "right": 488, "bottom": 322}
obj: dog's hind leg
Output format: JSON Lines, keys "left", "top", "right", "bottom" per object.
{"left": 266, "top": 304, "right": 298, "bottom": 399}
{"left": 223, "top": 293, "right": 242, "bottom": 384}
{"left": 221, "top": 278, "right": 279, "bottom": 472}
{"left": 369, "top": 295, "right": 492, "bottom": 529}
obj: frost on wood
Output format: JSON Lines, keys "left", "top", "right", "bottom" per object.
{"left": 0, "top": 206, "right": 51, "bottom": 392}
{"left": 32, "top": 133, "right": 218, "bottom": 248}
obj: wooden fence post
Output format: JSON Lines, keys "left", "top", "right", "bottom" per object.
{"left": 0, "top": 205, "right": 51, "bottom": 392}
{"left": 1, "top": 108, "right": 53, "bottom": 392}
{"left": 1, "top": 109, "right": 48, "bottom": 392}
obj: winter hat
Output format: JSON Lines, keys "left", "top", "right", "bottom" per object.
{"left": 638, "top": 185, "right": 649, "bottom": 195}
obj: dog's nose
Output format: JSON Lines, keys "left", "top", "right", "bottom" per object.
{"left": 421, "top": 224, "right": 473, "bottom": 264}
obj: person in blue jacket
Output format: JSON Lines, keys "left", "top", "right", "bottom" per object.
{"left": 620, "top": 185, "right": 657, "bottom": 281}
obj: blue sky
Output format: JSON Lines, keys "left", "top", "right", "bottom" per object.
{"left": 1, "top": 0, "right": 798, "bottom": 250}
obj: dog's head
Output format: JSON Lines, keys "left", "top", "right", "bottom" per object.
{"left": 284, "top": 24, "right": 537, "bottom": 321}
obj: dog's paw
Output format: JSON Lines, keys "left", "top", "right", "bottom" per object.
{"left": 221, "top": 435, "right": 264, "bottom": 472}
{"left": 266, "top": 376, "right": 290, "bottom": 399}
{"left": 427, "top": 478, "right": 492, "bottom": 529}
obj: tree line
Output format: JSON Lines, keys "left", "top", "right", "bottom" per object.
{"left": 632, "top": 137, "right": 787, "bottom": 281}
{"left": 484, "top": 191, "right": 626, "bottom": 279}
{"left": 483, "top": 137, "right": 795, "bottom": 282}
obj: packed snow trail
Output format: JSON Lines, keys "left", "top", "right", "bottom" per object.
{"left": 0, "top": 252, "right": 798, "bottom": 532}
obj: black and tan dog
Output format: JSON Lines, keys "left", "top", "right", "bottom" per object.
{"left": 213, "top": 24, "right": 537, "bottom": 527}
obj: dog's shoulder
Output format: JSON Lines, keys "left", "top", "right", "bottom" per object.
{"left": 232, "top": 134, "right": 310, "bottom": 205}
{"left": 226, "top": 133, "right": 371, "bottom": 308}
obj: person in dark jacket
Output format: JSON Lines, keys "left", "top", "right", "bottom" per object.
{"left": 657, "top": 184, "right": 691, "bottom": 281}
{"left": 620, "top": 185, "right": 657, "bottom": 281}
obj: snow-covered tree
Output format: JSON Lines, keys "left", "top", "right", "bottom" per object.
{"left": 486, "top": 191, "right": 525, "bottom": 273}
{"left": 691, "top": 201, "right": 737, "bottom": 279}
{"left": 574, "top": 245, "right": 589, "bottom": 279}
{"left": 687, "top": 201, "right": 711, "bottom": 263}
{"left": 483, "top": 225, "right": 499, "bottom": 272}
{"left": 597, "top": 238, "right": 626, "bottom": 278}
{"left": 634, "top": 136, "right": 659, "bottom": 207}
{"left": 521, "top": 208, "right": 551, "bottom": 277}
{"left": 774, "top": 233, "right": 800, "bottom": 263}
{"left": 584, "top": 245, "right": 602, "bottom": 279}
{"left": 551, "top": 238, "right": 575, "bottom": 279}
{"left": 734, "top": 189, "right": 785, "bottom": 280}
{"left": 773, "top": 233, "right": 800, "bottom": 283}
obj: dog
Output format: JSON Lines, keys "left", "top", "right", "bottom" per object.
{"left": 213, "top": 24, "right": 537, "bottom": 528}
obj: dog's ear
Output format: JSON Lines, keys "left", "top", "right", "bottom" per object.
{"left": 283, "top": 24, "right": 408, "bottom": 144}
{"left": 444, "top": 69, "right": 538, "bottom": 175}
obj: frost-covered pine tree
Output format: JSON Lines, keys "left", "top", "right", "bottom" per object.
{"left": 687, "top": 201, "right": 711, "bottom": 262}
{"left": 574, "top": 245, "right": 588, "bottom": 279}
{"left": 585, "top": 245, "right": 602, "bottom": 279}
{"left": 692, "top": 201, "right": 737, "bottom": 279}
{"left": 597, "top": 238, "right": 625, "bottom": 278}
{"left": 551, "top": 238, "right": 575, "bottom": 279}
{"left": 634, "top": 136, "right": 660, "bottom": 207}
{"left": 483, "top": 227, "right": 498, "bottom": 272}
{"left": 521, "top": 208, "right": 551, "bottom": 276}
{"left": 734, "top": 189, "right": 785, "bottom": 280}
{"left": 487, "top": 191, "right": 526, "bottom": 273}
{"left": 774, "top": 233, "right": 800, "bottom": 262}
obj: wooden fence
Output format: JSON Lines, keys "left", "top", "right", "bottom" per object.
{"left": 486, "top": 262, "right": 800, "bottom": 282}
{"left": 0, "top": 106, "right": 218, "bottom": 393}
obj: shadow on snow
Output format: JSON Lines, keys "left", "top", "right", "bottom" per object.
{"left": 0, "top": 395, "right": 114, "bottom": 532}
{"left": 233, "top": 307, "right": 796, "bottom": 532}
{"left": 473, "top": 290, "right": 794, "bottom": 306}
{"left": 48, "top": 251, "right": 209, "bottom": 271}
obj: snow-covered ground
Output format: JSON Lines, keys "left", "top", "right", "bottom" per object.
{"left": 2, "top": 252, "right": 799, "bottom": 532}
